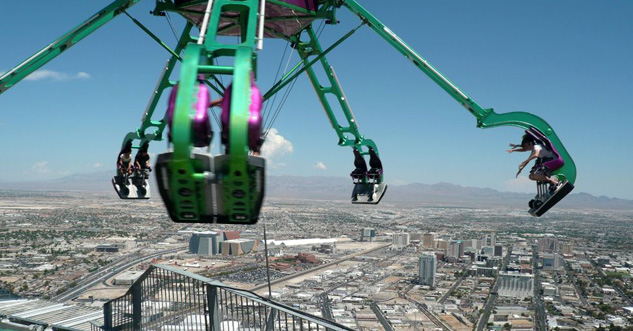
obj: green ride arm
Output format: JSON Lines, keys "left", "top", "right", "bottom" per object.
{"left": 341, "top": 0, "right": 576, "bottom": 184}
{"left": 294, "top": 25, "right": 382, "bottom": 182}
{"left": 0, "top": 0, "right": 142, "bottom": 95}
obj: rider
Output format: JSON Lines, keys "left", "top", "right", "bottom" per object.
{"left": 118, "top": 143, "right": 133, "bottom": 178}
{"left": 134, "top": 142, "right": 152, "bottom": 179}
{"left": 507, "top": 134, "right": 560, "bottom": 191}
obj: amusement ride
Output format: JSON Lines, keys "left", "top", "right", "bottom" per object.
{"left": 0, "top": 0, "right": 576, "bottom": 223}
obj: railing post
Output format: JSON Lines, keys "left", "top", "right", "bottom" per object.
{"left": 132, "top": 280, "right": 142, "bottom": 330}
{"left": 207, "top": 284, "right": 221, "bottom": 330}
{"left": 103, "top": 302, "right": 112, "bottom": 330}
{"left": 266, "top": 308, "right": 278, "bottom": 330}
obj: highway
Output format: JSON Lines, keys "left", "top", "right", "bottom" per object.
{"left": 52, "top": 247, "right": 184, "bottom": 302}
{"left": 249, "top": 243, "right": 391, "bottom": 292}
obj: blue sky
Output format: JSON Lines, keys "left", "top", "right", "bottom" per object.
{"left": 1, "top": 1, "right": 632, "bottom": 200}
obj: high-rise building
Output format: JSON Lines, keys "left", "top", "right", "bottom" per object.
{"left": 487, "top": 232, "right": 496, "bottom": 247}
{"left": 189, "top": 231, "right": 223, "bottom": 255}
{"left": 494, "top": 244, "right": 503, "bottom": 257}
{"left": 419, "top": 253, "right": 437, "bottom": 287}
{"left": 449, "top": 240, "right": 464, "bottom": 258}
{"left": 392, "top": 233, "right": 410, "bottom": 247}
{"left": 436, "top": 239, "right": 449, "bottom": 253}
{"left": 361, "top": 228, "right": 376, "bottom": 242}
{"left": 498, "top": 272, "right": 534, "bottom": 299}
{"left": 542, "top": 253, "right": 562, "bottom": 270}
{"left": 422, "top": 233, "right": 435, "bottom": 248}
{"left": 538, "top": 237, "right": 558, "bottom": 253}
{"left": 561, "top": 243, "right": 573, "bottom": 255}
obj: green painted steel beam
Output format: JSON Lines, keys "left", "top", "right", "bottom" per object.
{"left": 118, "top": 22, "right": 195, "bottom": 151}
{"left": 263, "top": 23, "right": 362, "bottom": 100}
{"left": 123, "top": 10, "right": 182, "bottom": 60}
{"left": 0, "top": 0, "right": 142, "bottom": 95}
{"left": 341, "top": 0, "right": 576, "bottom": 185}
{"left": 295, "top": 25, "right": 381, "bottom": 183}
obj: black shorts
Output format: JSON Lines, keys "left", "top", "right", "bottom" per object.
{"left": 530, "top": 158, "right": 553, "bottom": 176}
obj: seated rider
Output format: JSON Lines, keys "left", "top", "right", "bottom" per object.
{"left": 134, "top": 142, "right": 152, "bottom": 178}
{"left": 507, "top": 134, "right": 560, "bottom": 191}
{"left": 351, "top": 148, "right": 368, "bottom": 181}
{"left": 118, "top": 143, "right": 133, "bottom": 177}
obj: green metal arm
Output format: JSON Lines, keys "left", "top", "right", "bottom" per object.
{"left": 341, "top": 0, "right": 576, "bottom": 184}
{"left": 120, "top": 22, "right": 195, "bottom": 151}
{"left": 0, "top": 0, "right": 141, "bottom": 95}
{"left": 293, "top": 25, "right": 382, "bottom": 183}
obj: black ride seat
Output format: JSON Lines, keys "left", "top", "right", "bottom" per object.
{"left": 367, "top": 147, "right": 383, "bottom": 182}
{"left": 350, "top": 148, "right": 368, "bottom": 183}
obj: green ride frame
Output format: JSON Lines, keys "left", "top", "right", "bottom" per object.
{"left": 0, "top": 0, "right": 576, "bottom": 219}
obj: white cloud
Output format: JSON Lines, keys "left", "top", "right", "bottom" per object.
{"left": 314, "top": 162, "right": 327, "bottom": 171}
{"left": 25, "top": 69, "right": 91, "bottom": 82}
{"left": 31, "top": 161, "right": 51, "bottom": 174}
{"left": 93, "top": 163, "right": 103, "bottom": 168}
{"left": 504, "top": 176, "right": 535, "bottom": 193}
{"left": 260, "top": 128, "right": 293, "bottom": 168}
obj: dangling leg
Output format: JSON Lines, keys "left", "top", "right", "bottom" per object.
{"left": 351, "top": 148, "right": 368, "bottom": 183}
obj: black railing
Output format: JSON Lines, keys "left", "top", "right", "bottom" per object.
{"left": 92, "top": 264, "right": 353, "bottom": 331}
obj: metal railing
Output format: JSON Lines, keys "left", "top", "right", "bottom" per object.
{"left": 92, "top": 264, "right": 353, "bottom": 330}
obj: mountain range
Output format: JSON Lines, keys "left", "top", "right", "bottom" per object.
{"left": 1, "top": 170, "right": 632, "bottom": 211}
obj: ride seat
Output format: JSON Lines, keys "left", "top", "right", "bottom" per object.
{"left": 350, "top": 148, "right": 368, "bottom": 182}
{"left": 527, "top": 127, "right": 564, "bottom": 172}
{"left": 367, "top": 147, "right": 383, "bottom": 182}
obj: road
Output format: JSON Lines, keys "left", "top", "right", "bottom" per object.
{"left": 532, "top": 247, "right": 547, "bottom": 331}
{"left": 370, "top": 302, "right": 395, "bottom": 331}
{"left": 439, "top": 263, "right": 471, "bottom": 304}
{"left": 400, "top": 295, "right": 451, "bottom": 331}
{"left": 563, "top": 260, "right": 588, "bottom": 306}
{"left": 249, "top": 243, "right": 391, "bottom": 292}
{"left": 52, "top": 247, "right": 184, "bottom": 302}
{"left": 475, "top": 245, "right": 512, "bottom": 331}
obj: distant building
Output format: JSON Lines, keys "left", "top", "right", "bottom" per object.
{"left": 468, "top": 266, "right": 497, "bottom": 277}
{"left": 449, "top": 240, "right": 464, "bottom": 259}
{"left": 189, "top": 231, "right": 222, "bottom": 256}
{"left": 221, "top": 239, "right": 258, "bottom": 256}
{"left": 498, "top": 272, "right": 534, "bottom": 299}
{"left": 538, "top": 236, "right": 558, "bottom": 253}
{"left": 494, "top": 244, "right": 503, "bottom": 257}
{"left": 561, "top": 243, "right": 573, "bottom": 255}
{"left": 314, "top": 243, "right": 337, "bottom": 254}
{"left": 436, "top": 239, "right": 449, "bottom": 252}
{"left": 95, "top": 244, "right": 119, "bottom": 253}
{"left": 297, "top": 252, "right": 318, "bottom": 264}
{"left": 114, "top": 271, "right": 145, "bottom": 285}
{"left": 597, "top": 256, "right": 610, "bottom": 266}
{"left": 543, "top": 253, "right": 562, "bottom": 271}
{"left": 419, "top": 253, "right": 436, "bottom": 287}
{"left": 361, "top": 228, "right": 376, "bottom": 242}
{"left": 392, "top": 233, "right": 410, "bottom": 247}
{"left": 487, "top": 232, "right": 496, "bottom": 247}
{"left": 422, "top": 233, "right": 435, "bottom": 248}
